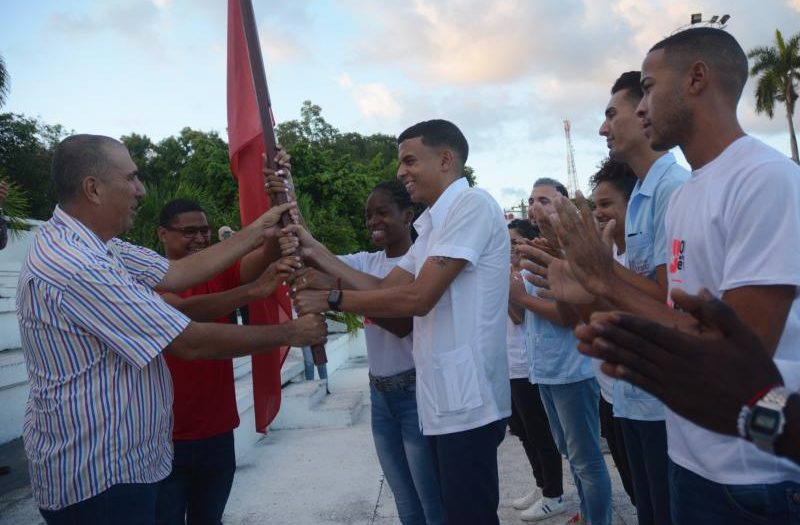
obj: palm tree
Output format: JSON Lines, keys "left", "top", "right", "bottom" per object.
{"left": 748, "top": 29, "right": 800, "bottom": 163}
{"left": 0, "top": 54, "right": 8, "bottom": 108}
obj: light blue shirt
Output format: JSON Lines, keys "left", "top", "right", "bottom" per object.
{"left": 523, "top": 274, "right": 593, "bottom": 385}
{"left": 614, "top": 152, "right": 689, "bottom": 421}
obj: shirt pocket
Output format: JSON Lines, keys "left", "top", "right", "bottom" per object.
{"left": 625, "top": 231, "right": 654, "bottom": 277}
{"left": 534, "top": 324, "right": 566, "bottom": 365}
{"left": 430, "top": 345, "right": 483, "bottom": 415}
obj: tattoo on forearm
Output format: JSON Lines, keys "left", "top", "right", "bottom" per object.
{"left": 433, "top": 256, "right": 452, "bottom": 268}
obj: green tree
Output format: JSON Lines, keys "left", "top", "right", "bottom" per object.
{"left": 748, "top": 29, "right": 800, "bottom": 162}
{"left": 122, "top": 128, "right": 241, "bottom": 251}
{"left": 0, "top": 113, "right": 68, "bottom": 219}
{"left": 276, "top": 103, "right": 402, "bottom": 254}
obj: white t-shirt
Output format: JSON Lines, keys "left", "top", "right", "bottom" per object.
{"left": 506, "top": 317, "right": 528, "bottom": 380}
{"left": 397, "top": 178, "right": 511, "bottom": 435}
{"left": 664, "top": 135, "right": 800, "bottom": 484}
{"left": 593, "top": 247, "right": 626, "bottom": 404}
{"left": 338, "top": 251, "right": 415, "bottom": 378}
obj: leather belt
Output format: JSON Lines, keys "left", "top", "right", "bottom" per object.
{"left": 369, "top": 369, "right": 416, "bottom": 392}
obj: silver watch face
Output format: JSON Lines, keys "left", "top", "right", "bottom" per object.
{"left": 750, "top": 406, "right": 782, "bottom": 436}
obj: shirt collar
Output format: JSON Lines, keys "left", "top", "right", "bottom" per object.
{"left": 637, "top": 152, "right": 677, "bottom": 197}
{"left": 51, "top": 205, "right": 110, "bottom": 255}
{"left": 427, "top": 177, "right": 469, "bottom": 229}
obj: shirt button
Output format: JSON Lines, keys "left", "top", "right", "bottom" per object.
{"left": 793, "top": 492, "right": 800, "bottom": 505}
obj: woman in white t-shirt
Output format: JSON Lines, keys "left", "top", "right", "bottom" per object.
{"left": 590, "top": 158, "right": 639, "bottom": 506}
{"left": 337, "top": 180, "right": 444, "bottom": 525}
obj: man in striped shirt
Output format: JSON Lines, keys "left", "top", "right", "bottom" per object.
{"left": 17, "top": 134, "right": 326, "bottom": 524}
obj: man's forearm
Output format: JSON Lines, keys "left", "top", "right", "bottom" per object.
{"left": 159, "top": 228, "right": 261, "bottom": 292}
{"left": 311, "top": 248, "right": 382, "bottom": 290}
{"left": 508, "top": 303, "right": 524, "bottom": 325}
{"left": 163, "top": 284, "right": 260, "bottom": 322}
{"left": 166, "top": 322, "right": 291, "bottom": 360}
{"left": 611, "top": 262, "right": 667, "bottom": 302}
{"left": 603, "top": 277, "right": 697, "bottom": 332}
{"left": 240, "top": 238, "right": 281, "bottom": 283}
{"left": 518, "top": 294, "right": 568, "bottom": 326}
{"left": 340, "top": 285, "right": 428, "bottom": 318}
{"left": 369, "top": 317, "right": 414, "bottom": 338}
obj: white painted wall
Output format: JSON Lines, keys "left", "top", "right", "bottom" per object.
{"left": 0, "top": 222, "right": 42, "bottom": 444}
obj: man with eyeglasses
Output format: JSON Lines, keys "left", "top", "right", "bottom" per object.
{"left": 155, "top": 196, "right": 297, "bottom": 524}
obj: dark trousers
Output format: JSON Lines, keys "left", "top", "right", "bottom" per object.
{"left": 428, "top": 419, "right": 506, "bottom": 525}
{"left": 40, "top": 482, "right": 159, "bottom": 525}
{"left": 509, "top": 378, "right": 563, "bottom": 498}
{"left": 619, "top": 418, "right": 671, "bottom": 525}
{"left": 155, "top": 431, "right": 236, "bottom": 525}
{"left": 669, "top": 459, "right": 800, "bottom": 524}
{"left": 598, "top": 397, "right": 635, "bottom": 505}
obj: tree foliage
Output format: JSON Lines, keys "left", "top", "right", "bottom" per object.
{"left": 120, "top": 128, "right": 241, "bottom": 252}
{"left": 276, "top": 101, "right": 400, "bottom": 254}
{"left": 748, "top": 29, "right": 800, "bottom": 162}
{"left": 0, "top": 101, "right": 478, "bottom": 254}
{"left": 0, "top": 113, "right": 68, "bottom": 220}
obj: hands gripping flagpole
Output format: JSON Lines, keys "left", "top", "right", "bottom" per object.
{"left": 238, "top": 0, "right": 328, "bottom": 366}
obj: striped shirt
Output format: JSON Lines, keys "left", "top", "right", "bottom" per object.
{"left": 17, "top": 206, "right": 190, "bottom": 510}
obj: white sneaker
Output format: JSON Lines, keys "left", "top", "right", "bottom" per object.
{"left": 520, "top": 496, "right": 567, "bottom": 521}
{"left": 512, "top": 488, "right": 540, "bottom": 510}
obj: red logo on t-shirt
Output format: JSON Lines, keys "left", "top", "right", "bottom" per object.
{"left": 669, "top": 239, "right": 686, "bottom": 274}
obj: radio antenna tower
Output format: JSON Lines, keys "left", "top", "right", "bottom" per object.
{"left": 563, "top": 120, "right": 578, "bottom": 198}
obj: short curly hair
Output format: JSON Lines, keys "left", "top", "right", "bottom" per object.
{"left": 589, "top": 158, "right": 637, "bottom": 201}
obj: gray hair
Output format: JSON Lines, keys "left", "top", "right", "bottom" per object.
{"left": 51, "top": 134, "right": 124, "bottom": 205}
{"left": 533, "top": 178, "right": 568, "bottom": 197}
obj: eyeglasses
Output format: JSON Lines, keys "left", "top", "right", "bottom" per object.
{"left": 165, "top": 226, "right": 211, "bottom": 239}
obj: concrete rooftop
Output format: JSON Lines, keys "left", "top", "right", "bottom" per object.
{"left": 0, "top": 353, "right": 636, "bottom": 525}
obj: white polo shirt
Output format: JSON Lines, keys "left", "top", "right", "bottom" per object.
{"left": 665, "top": 135, "right": 800, "bottom": 484}
{"left": 398, "top": 177, "right": 511, "bottom": 435}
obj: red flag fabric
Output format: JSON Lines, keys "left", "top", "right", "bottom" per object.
{"left": 227, "top": 0, "right": 292, "bottom": 433}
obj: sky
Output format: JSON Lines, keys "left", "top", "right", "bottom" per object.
{"left": 2, "top": 0, "right": 800, "bottom": 212}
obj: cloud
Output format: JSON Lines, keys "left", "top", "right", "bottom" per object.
{"left": 501, "top": 186, "right": 528, "bottom": 201}
{"left": 48, "top": 1, "right": 165, "bottom": 56}
{"left": 337, "top": 74, "right": 402, "bottom": 119}
{"left": 789, "top": 0, "right": 800, "bottom": 13}
{"left": 260, "top": 28, "right": 312, "bottom": 62}
{"left": 344, "top": 0, "right": 646, "bottom": 86}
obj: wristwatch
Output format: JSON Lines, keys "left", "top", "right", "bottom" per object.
{"left": 327, "top": 289, "right": 343, "bottom": 312}
{"left": 747, "top": 386, "right": 793, "bottom": 453}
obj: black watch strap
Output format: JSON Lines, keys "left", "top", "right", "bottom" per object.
{"left": 327, "top": 289, "right": 343, "bottom": 312}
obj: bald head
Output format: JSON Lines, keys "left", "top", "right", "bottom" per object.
{"left": 649, "top": 27, "right": 748, "bottom": 104}
{"left": 52, "top": 134, "right": 127, "bottom": 205}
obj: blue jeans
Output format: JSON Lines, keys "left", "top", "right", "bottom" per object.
{"left": 302, "top": 346, "right": 328, "bottom": 380}
{"left": 40, "top": 482, "right": 159, "bottom": 524}
{"left": 669, "top": 459, "right": 800, "bottom": 524}
{"left": 539, "top": 379, "right": 612, "bottom": 525}
{"left": 155, "top": 431, "right": 236, "bottom": 525}
{"left": 371, "top": 383, "right": 444, "bottom": 525}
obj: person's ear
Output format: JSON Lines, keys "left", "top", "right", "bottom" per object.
{"left": 82, "top": 176, "right": 102, "bottom": 205}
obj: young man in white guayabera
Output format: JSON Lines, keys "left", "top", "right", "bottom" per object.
{"left": 17, "top": 135, "right": 326, "bottom": 525}
{"left": 537, "top": 28, "right": 800, "bottom": 524}
{"left": 287, "top": 120, "right": 511, "bottom": 525}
